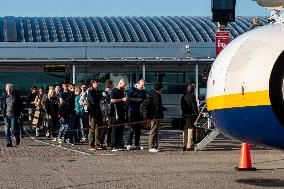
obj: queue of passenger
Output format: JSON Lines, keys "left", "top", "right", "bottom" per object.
{"left": 0, "top": 80, "right": 200, "bottom": 152}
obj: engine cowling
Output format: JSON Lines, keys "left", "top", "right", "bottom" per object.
{"left": 207, "top": 24, "right": 284, "bottom": 149}
{"left": 254, "top": 0, "right": 284, "bottom": 9}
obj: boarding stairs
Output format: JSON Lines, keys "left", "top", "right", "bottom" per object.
{"left": 193, "top": 102, "right": 220, "bottom": 151}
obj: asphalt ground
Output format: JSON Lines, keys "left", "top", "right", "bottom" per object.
{"left": 0, "top": 125, "right": 283, "bottom": 189}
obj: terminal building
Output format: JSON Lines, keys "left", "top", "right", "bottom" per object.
{"left": 0, "top": 16, "right": 267, "bottom": 117}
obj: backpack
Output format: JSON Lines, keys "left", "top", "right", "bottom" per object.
{"left": 139, "top": 94, "right": 153, "bottom": 119}
{"left": 100, "top": 91, "right": 111, "bottom": 117}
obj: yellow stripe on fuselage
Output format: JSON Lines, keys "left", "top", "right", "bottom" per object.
{"left": 207, "top": 90, "right": 271, "bottom": 111}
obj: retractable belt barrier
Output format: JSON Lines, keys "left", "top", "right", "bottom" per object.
{"left": 12, "top": 112, "right": 164, "bottom": 134}
{"left": 1, "top": 111, "right": 208, "bottom": 134}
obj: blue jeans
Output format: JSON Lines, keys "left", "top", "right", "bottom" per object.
{"left": 4, "top": 116, "right": 20, "bottom": 144}
{"left": 58, "top": 117, "right": 69, "bottom": 141}
{"left": 79, "top": 112, "right": 88, "bottom": 140}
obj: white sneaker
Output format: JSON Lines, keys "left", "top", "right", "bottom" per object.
{"left": 81, "top": 138, "right": 86, "bottom": 142}
{"left": 149, "top": 148, "right": 160, "bottom": 153}
{"left": 35, "top": 129, "right": 39, "bottom": 137}
{"left": 126, "top": 145, "right": 132, "bottom": 150}
{"left": 111, "top": 148, "right": 118, "bottom": 152}
{"left": 46, "top": 132, "right": 50, "bottom": 137}
{"left": 58, "top": 139, "right": 63, "bottom": 144}
{"left": 52, "top": 138, "right": 57, "bottom": 142}
{"left": 135, "top": 146, "right": 144, "bottom": 150}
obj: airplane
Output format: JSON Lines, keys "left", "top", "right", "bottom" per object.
{"left": 207, "top": 0, "right": 284, "bottom": 149}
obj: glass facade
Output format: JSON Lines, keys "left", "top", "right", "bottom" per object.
{"left": 0, "top": 64, "right": 211, "bottom": 98}
{"left": 0, "top": 72, "right": 66, "bottom": 94}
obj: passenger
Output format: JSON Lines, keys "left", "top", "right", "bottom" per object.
{"left": 74, "top": 86, "right": 84, "bottom": 143}
{"left": 147, "top": 82, "right": 167, "bottom": 153}
{"left": 181, "top": 84, "right": 199, "bottom": 151}
{"left": 126, "top": 79, "right": 146, "bottom": 150}
{"left": 26, "top": 86, "right": 37, "bottom": 129}
{"left": 33, "top": 87, "right": 46, "bottom": 137}
{"left": 100, "top": 80, "right": 114, "bottom": 147}
{"left": 55, "top": 86, "right": 61, "bottom": 96}
{"left": 45, "top": 89, "right": 59, "bottom": 140}
{"left": 57, "top": 83, "right": 70, "bottom": 144}
{"left": 110, "top": 79, "right": 128, "bottom": 152}
{"left": 87, "top": 79, "right": 103, "bottom": 150}
{"left": 79, "top": 84, "right": 88, "bottom": 141}
{"left": 44, "top": 85, "right": 54, "bottom": 134}
{"left": 1, "top": 83, "right": 23, "bottom": 147}
{"left": 67, "top": 84, "right": 78, "bottom": 144}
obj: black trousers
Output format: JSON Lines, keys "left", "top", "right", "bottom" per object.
{"left": 111, "top": 118, "right": 126, "bottom": 149}
{"left": 127, "top": 114, "right": 142, "bottom": 146}
{"left": 100, "top": 117, "right": 112, "bottom": 146}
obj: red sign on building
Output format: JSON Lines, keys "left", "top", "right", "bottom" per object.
{"left": 216, "top": 31, "right": 230, "bottom": 56}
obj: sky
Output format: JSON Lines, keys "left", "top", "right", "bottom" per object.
{"left": 0, "top": 0, "right": 270, "bottom": 17}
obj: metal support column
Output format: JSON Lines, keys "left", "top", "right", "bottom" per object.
{"left": 195, "top": 63, "right": 199, "bottom": 105}
{"left": 72, "top": 64, "right": 76, "bottom": 84}
{"left": 142, "top": 63, "right": 146, "bottom": 80}
{"left": 136, "top": 63, "right": 140, "bottom": 82}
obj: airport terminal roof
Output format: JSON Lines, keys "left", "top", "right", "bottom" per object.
{"left": 0, "top": 16, "right": 268, "bottom": 43}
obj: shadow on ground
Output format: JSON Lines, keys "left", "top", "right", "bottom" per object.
{"left": 236, "top": 179, "right": 284, "bottom": 187}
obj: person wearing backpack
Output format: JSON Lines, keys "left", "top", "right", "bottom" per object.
{"left": 147, "top": 82, "right": 167, "bottom": 153}
{"left": 100, "top": 80, "right": 114, "bottom": 147}
{"left": 126, "top": 79, "right": 146, "bottom": 150}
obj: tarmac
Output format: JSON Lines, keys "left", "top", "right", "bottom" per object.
{"left": 0, "top": 126, "right": 283, "bottom": 189}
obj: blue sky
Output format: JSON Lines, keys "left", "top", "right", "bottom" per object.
{"left": 0, "top": 0, "right": 270, "bottom": 17}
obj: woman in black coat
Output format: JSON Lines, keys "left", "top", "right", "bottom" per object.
{"left": 45, "top": 89, "right": 59, "bottom": 139}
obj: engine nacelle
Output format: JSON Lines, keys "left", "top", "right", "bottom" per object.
{"left": 207, "top": 24, "right": 284, "bottom": 149}
{"left": 254, "top": 0, "right": 284, "bottom": 9}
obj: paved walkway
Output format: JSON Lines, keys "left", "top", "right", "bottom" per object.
{"left": 0, "top": 126, "right": 283, "bottom": 188}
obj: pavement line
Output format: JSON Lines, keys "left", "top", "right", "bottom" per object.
{"left": 23, "top": 125, "right": 94, "bottom": 156}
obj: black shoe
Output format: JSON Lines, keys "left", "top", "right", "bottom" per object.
{"left": 183, "top": 146, "right": 186, "bottom": 151}
{"left": 6, "top": 143, "right": 12, "bottom": 147}
{"left": 16, "top": 140, "right": 20, "bottom": 145}
{"left": 187, "top": 148, "right": 195, "bottom": 151}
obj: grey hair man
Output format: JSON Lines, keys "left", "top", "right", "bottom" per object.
{"left": 1, "top": 83, "right": 23, "bottom": 147}
{"left": 126, "top": 79, "right": 147, "bottom": 150}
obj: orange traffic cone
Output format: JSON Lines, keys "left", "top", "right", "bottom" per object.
{"left": 235, "top": 143, "right": 256, "bottom": 171}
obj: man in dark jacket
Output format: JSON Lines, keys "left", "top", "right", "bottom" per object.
{"left": 148, "top": 82, "right": 166, "bottom": 153}
{"left": 26, "top": 86, "right": 37, "bottom": 128}
{"left": 126, "top": 79, "right": 146, "bottom": 150}
{"left": 1, "top": 83, "right": 23, "bottom": 147}
{"left": 88, "top": 79, "right": 103, "bottom": 150}
{"left": 181, "top": 84, "right": 199, "bottom": 151}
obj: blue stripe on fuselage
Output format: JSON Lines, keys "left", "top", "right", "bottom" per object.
{"left": 211, "top": 105, "right": 284, "bottom": 149}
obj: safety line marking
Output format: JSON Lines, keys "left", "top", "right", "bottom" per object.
{"left": 23, "top": 125, "right": 95, "bottom": 156}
